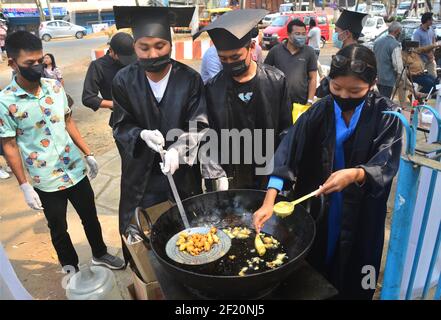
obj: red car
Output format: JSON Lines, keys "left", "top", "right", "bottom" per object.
{"left": 262, "top": 12, "right": 330, "bottom": 49}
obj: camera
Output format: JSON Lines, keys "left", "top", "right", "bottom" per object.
{"left": 402, "top": 40, "right": 420, "bottom": 51}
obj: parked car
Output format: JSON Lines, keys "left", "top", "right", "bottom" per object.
{"left": 396, "top": 1, "right": 426, "bottom": 18}
{"left": 279, "top": 2, "right": 311, "bottom": 14}
{"left": 364, "top": 22, "right": 441, "bottom": 50}
{"left": 260, "top": 12, "right": 281, "bottom": 28}
{"left": 262, "top": 12, "right": 330, "bottom": 49}
{"left": 360, "top": 16, "right": 388, "bottom": 42}
{"left": 400, "top": 22, "right": 441, "bottom": 43}
{"left": 362, "top": 29, "right": 388, "bottom": 50}
{"left": 39, "top": 20, "right": 86, "bottom": 42}
{"left": 349, "top": 2, "right": 387, "bottom": 18}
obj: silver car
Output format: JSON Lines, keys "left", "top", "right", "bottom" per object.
{"left": 39, "top": 20, "right": 86, "bottom": 42}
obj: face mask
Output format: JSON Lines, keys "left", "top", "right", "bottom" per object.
{"left": 333, "top": 32, "right": 344, "bottom": 49}
{"left": 139, "top": 54, "right": 171, "bottom": 72}
{"left": 332, "top": 92, "right": 368, "bottom": 112}
{"left": 291, "top": 35, "right": 306, "bottom": 48}
{"left": 17, "top": 63, "right": 44, "bottom": 82}
{"left": 222, "top": 59, "right": 250, "bottom": 77}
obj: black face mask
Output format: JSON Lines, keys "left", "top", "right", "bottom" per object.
{"left": 17, "top": 63, "right": 44, "bottom": 82}
{"left": 139, "top": 54, "right": 171, "bottom": 72}
{"left": 222, "top": 59, "right": 250, "bottom": 77}
{"left": 332, "top": 92, "right": 368, "bottom": 112}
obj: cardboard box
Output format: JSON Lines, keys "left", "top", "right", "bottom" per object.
{"left": 130, "top": 268, "right": 163, "bottom": 300}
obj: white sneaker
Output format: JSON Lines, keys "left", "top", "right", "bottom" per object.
{"left": 0, "top": 168, "right": 10, "bottom": 179}
{"left": 4, "top": 165, "right": 12, "bottom": 173}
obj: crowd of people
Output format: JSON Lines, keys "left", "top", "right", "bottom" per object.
{"left": 5, "top": 6, "right": 438, "bottom": 299}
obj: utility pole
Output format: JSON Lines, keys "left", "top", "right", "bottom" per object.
{"left": 46, "top": 0, "right": 54, "bottom": 21}
{"left": 34, "top": 0, "right": 45, "bottom": 22}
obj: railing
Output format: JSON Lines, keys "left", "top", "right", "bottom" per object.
{"left": 381, "top": 104, "right": 441, "bottom": 300}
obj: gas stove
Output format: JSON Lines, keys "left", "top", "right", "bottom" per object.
{"left": 146, "top": 251, "right": 338, "bottom": 300}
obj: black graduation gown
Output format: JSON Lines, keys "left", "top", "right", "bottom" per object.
{"left": 272, "top": 92, "right": 402, "bottom": 299}
{"left": 204, "top": 64, "right": 292, "bottom": 189}
{"left": 112, "top": 60, "right": 208, "bottom": 235}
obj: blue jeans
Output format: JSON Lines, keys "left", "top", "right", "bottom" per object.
{"left": 412, "top": 74, "right": 438, "bottom": 94}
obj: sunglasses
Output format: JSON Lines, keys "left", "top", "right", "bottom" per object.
{"left": 331, "top": 55, "right": 375, "bottom": 73}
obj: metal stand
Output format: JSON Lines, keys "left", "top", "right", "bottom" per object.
{"left": 391, "top": 62, "right": 419, "bottom": 106}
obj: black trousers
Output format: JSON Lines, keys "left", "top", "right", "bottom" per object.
{"left": 35, "top": 177, "right": 107, "bottom": 267}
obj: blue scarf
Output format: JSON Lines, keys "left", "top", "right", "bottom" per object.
{"left": 326, "top": 100, "right": 365, "bottom": 265}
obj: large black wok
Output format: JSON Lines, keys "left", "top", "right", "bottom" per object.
{"left": 137, "top": 189, "right": 323, "bottom": 299}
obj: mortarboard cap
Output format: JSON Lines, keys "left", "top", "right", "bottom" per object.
{"left": 193, "top": 9, "right": 268, "bottom": 51}
{"left": 113, "top": 6, "right": 195, "bottom": 42}
{"left": 336, "top": 10, "right": 368, "bottom": 35}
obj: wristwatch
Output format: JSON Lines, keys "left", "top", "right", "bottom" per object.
{"left": 307, "top": 99, "right": 314, "bottom": 105}
{"left": 84, "top": 152, "right": 95, "bottom": 158}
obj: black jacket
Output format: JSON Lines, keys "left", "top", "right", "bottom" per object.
{"left": 112, "top": 60, "right": 208, "bottom": 234}
{"left": 82, "top": 53, "right": 124, "bottom": 126}
{"left": 204, "top": 63, "right": 293, "bottom": 189}
{"left": 272, "top": 92, "right": 402, "bottom": 299}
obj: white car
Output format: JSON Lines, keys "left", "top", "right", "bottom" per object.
{"left": 39, "top": 20, "right": 86, "bottom": 42}
{"left": 261, "top": 13, "right": 281, "bottom": 28}
{"left": 396, "top": 0, "right": 426, "bottom": 18}
{"left": 361, "top": 16, "right": 388, "bottom": 42}
{"left": 350, "top": 3, "right": 387, "bottom": 17}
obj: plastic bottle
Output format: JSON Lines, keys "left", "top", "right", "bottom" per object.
{"left": 66, "top": 265, "right": 122, "bottom": 300}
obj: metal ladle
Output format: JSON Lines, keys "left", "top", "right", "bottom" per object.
{"left": 273, "top": 188, "right": 321, "bottom": 218}
{"left": 158, "top": 147, "right": 231, "bottom": 265}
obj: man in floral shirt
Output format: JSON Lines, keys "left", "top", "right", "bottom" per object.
{"left": 0, "top": 31, "right": 124, "bottom": 272}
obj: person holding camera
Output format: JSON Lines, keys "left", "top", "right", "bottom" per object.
{"left": 402, "top": 41, "right": 441, "bottom": 94}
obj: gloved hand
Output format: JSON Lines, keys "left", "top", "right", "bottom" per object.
{"left": 140, "top": 130, "right": 165, "bottom": 153}
{"left": 215, "top": 177, "right": 229, "bottom": 191}
{"left": 85, "top": 155, "right": 99, "bottom": 180}
{"left": 20, "top": 182, "right": 43, "bottom": 210}
{"left": 160, "top": 148, "right": 179, "bottom": 175}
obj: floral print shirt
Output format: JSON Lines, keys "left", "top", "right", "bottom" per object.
{"left": 0, "top": 77, "right": 86, "bottom": 192}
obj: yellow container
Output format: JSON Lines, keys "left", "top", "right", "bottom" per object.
{"left": 292, "top": 103, "right": 311, "bottom": 123}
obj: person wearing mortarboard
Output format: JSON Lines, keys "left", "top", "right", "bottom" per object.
{"left": 317, "top": 9, "right": 368, "bottom": 98}
{"left": 332, "top": 9, "right": 368, "bottom": 49}
{"left": 193, "top": 9, "right": 292, "bottom": 191}
{"left": 111, "top": 6, "right": 209, "bottom": 256}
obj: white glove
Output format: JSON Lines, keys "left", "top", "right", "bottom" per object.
{"left": 85, "top": 155, "right": 98, "bottom": 180}
{"left": 20, "top": 182, "right": 43, "bottom": 210}
{"left": 215, "top": 177, "right": 229, "bottom": 191}
{"left": 140, "top": 130, "right": 165, "bottom": 153}
{"left": 160, "top": 148, "right": 179, "bottom": 175}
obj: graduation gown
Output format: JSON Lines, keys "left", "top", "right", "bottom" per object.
{"left": 204, "top": 63, "right": 292, "bottom": 189}
{"left": 272, "top": 92, "right": 402, "bottom": 299}
{"left": 112, "top": 60, "right": 208, "bottom": 235}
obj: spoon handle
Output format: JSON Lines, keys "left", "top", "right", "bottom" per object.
{"left": 291, "top": 188, "right": 320, "bottom": 206}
